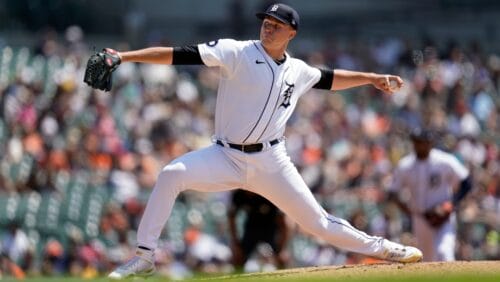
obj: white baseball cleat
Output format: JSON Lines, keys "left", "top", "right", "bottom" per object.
{"left": 380, "top": 239, "right": 423, "bottom": 263}
{"left": 108, "top": 256, "right": 156, "bottom": 280}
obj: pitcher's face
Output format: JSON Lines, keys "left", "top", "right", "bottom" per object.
{"left": 260, "top": 17, "right": 296, "bottom": 49}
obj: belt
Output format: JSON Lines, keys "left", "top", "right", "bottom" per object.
{"left": 216, "top": 138, "right": 281, "bottom": 153}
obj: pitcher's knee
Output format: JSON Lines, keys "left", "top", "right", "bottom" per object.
{"left": 157, "top": 162, "right": 186, "bottom": 189}
{"left": 304, "top": 217, "right": 330, "bottom": 238}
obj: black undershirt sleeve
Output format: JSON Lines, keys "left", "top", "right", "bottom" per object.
{"left": 453, "top": 176, "right": 473, "bottom": 205}
{"left": 172, "top": 45, "right": 204, "bottom": 65}
{"left": 312, "top": 69, "right": 334, "bottom": 90}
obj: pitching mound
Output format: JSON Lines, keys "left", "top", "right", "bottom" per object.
{"left": 206, "top": 261, "right": 500, "bottom": 282}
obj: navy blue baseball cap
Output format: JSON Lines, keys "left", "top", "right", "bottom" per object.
{"left": 410, "top": 127, "right": 436, "bottom": 142}
{"left": 256, "top": 3, "right": 300, "bottom": 30}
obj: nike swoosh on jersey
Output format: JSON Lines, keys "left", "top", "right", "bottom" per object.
{"left": 255, "top": 60, "right": 265, "bottom": 64}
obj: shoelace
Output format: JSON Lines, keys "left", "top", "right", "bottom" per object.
{"left": 387, "top": 247, "right": 408, "bottom": 258}
{"left": 120, "top": 257, "right": 142, "bottom": 271}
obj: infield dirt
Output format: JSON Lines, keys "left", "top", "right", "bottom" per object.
{"left": 202, "top": 260, "right": 500, "bottom": 282}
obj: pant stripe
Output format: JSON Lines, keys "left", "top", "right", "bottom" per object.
{"left": 325, "top": 215, "right": 375, "bottom": 241}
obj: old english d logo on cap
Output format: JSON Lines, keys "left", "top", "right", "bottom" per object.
{"left": 256, "top": 3, "right": 300, "bottom": 30}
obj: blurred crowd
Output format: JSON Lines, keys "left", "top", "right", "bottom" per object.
{"left": 0, "top": 25, "right": 499, "bottom": 279}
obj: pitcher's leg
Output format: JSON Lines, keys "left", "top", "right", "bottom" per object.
{"left": 110, "top": 145, "right": 242, "bottom": 279}
{"left": 248, "top": 156, "right": 421, "bottom": 262}
{"left": 249, "top": 163, "right": 385, "bottom": 256}
{"left": 137, "top": 145, "right": 242, "bottom": 249}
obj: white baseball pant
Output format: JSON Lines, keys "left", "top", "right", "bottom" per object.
{"left": 137, "top": 142, "right": 386, "bottom": 257}
{"left": 413, "top": 214, "right": 456, "bottom": 261}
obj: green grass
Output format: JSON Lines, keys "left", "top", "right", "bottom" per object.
{"left": 4, "top": 261, "right": 500, "bottom": 282}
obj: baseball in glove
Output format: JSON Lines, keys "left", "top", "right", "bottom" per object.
{"left": 423, "top": 201, "right": 453, "bottom": 228}
{"left": 83, "top": 48, "right": 121, "bottom": 92}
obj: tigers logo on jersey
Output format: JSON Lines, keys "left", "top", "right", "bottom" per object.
{"left": 280, "top": 81, "right": 294, "bottom": 108}
{"left": 429, "top": 172, "right": 441, "bottom": 189}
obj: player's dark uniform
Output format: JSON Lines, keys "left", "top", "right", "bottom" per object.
{"left": 230, "top": 190, "right": 284, "bottom": 260}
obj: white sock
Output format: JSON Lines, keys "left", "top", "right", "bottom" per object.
{"left": 135, "top": 246, "right": 155, "bottom": 263}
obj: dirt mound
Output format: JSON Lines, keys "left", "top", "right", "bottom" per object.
{"left": 276, "top": 260, "right": 500, "bottom": 279}
{"left": 210, "top": 261, "right": 500, "bottom": 281}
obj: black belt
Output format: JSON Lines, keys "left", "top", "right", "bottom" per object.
{"left": 216, "top": 138, "right": 281, "bottom": 153}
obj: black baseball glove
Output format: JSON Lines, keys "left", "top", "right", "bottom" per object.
{"left": 423, "top": 201, "right": 453, "bottom": 228}
{"left": 83, "top": 48, "right": 121, "bottom": 92}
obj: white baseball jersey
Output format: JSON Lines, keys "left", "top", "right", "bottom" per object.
{"left": 198, "top": 39, "right": 322, "bottom": 144}
{"left": 390, "top": 148, "right": 469, "bottom": 214}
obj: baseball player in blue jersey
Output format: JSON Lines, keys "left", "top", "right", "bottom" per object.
{"left": 90, "top": 3, "right": 423, "bottom": 279}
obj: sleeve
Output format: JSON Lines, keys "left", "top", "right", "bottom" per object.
{"left": 446, "top": 154, "right": 469, "bottom": 183}
{"left": 296, "top": 62, "right": 322, "bottom": 96}
{"left": 312, "top": 69, "right": 334, "bottom": 90}
{"left": 198, "top": 39, "right": 242, "bottom": 77}
{"left": 172, "top": 45, "right": 203, "bottom": 65}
